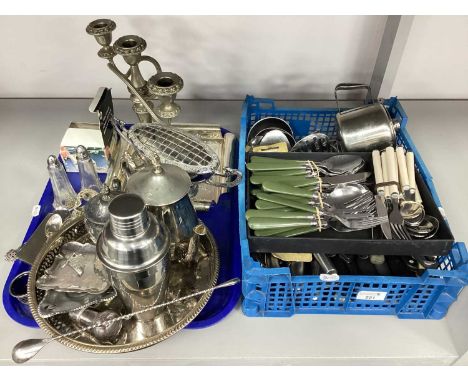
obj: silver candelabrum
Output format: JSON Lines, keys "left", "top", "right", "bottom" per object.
{"left": 86, "top": 19, "right": 183, "bottom": 125}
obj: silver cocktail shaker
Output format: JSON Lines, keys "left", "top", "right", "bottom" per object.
{"left": 97, "top": 193, "right": 170, "bottom": 338}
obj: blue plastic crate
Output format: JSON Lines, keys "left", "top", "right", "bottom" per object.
{"left": 238, "top": 95, "right": 468, "bottom": 319}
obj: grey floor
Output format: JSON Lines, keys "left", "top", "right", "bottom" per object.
{"left": 1, "top": 98, "right": 467, "bottom": 365}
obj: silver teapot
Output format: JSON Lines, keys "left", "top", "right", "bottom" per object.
{"left": 125, "top": 157, "right": 198, "bottom": 245}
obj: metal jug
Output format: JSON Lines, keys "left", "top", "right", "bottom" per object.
{"left": 335, "top": 83, "right": 400, "bottom": 152}
{"left": 125, "top": 158, "right": 198, "bottom": 244}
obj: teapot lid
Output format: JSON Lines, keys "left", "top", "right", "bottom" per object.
{"left": 125, "top": 163, "right": 191, "bottom": 206}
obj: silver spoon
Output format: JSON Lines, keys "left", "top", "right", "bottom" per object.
{"left": 12, "top": 278, "right": 240, "bottom": 364}
{"left": 320, "top": 184, "right": 371, "bottom": 209}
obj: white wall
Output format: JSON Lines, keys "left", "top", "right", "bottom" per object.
{"left": 0, "top": 15, "right": 386, "bottom": 99}
{"left": 390, "top": 16, "right": 468, "bottom": 99}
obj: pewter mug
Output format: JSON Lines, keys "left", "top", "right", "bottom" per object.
{"left": 335, "top": 83, "right": 400, "bottom": 152}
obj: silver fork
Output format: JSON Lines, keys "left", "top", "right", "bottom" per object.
{"left": 389, "top": 197, "right": 412, "bottom": 239}
{"left": 326, "top": 215, "right": 389, "bottom": 231}
{"left": 326, "top": 214, "right": 388, "bottom": 230}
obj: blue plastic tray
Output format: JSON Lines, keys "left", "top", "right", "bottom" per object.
{"left": 238, "top": 95, "right": 468, "bottom": 319}
{"left": 3, "top": 130, "right": 241, "bottom": 329}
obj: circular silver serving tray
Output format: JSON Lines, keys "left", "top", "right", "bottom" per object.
{"left": 27, "top": 211, "right": 219, "bottom": 354}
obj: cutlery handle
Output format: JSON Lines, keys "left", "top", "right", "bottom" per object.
{"left": 381, "top": 151, "right": 390, "bottom": 200}
{"left": 370, "top": 255, "right": 391, "bottom": 276}
{"left": 314, "top": 254, "right": 337, "bottom": 274}
{"left": 277, "top": 227, "right": 318, "bottom": 237}
{"left": 372, "top": 150, "right": 384, "bottom": 195}
{"left": 248, "top": 217, "right": 315, "bottom": 230}
{"left": 256, "top": 191, "right": 310, "bottom": 203}
{"left": 356, "top": 255, "right": 378, "bottom": 275}
{"left": 246, "top": 209, "right": 315, "bottom": 220}
{"left": 393, "top": 148, "right": 399, "bottom": 184}
{"left": 250, "top": 156, "right": 301, "bottom": 163}
{"left": 385, "top": 147, "right": 399, "bottom": 197}
{"left": 262, "top": 181, "right": 313, "bottom": 198}
{"left": 254, "top": 227, "right": 297, "bottom": 237}
{"left": 254, "top": 200, "right": 296, "bottom": 211}
{"left": 406, "top": 151, "right": 416, "bottom": 198}
{"left": 255, "top": 192, "right": 317, "bottom": 212}
{"left": 248, "top": 169, "right": 308, "bottom": 177}
{"left": 256, "top": 227, "right": 318, "bottom": 237}
{"left": 396, "top": 146, "right": 410, "bottom": 193}
{"left": 415, "top": 184, "right": 423, "bottom": 204}
{"left": 251, "top": 175, "right": 319, "bottom": 188}
{"left": 247, "top": 161, "right": 305, "bottom": 171}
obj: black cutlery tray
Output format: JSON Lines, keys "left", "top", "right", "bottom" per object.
{"left": 246, "top": 152, "right": 454, "bottom": 257}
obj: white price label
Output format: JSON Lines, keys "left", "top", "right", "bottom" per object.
{"left": 319, "top": 273, "right": 340, "bottom": 282}
{"left": 31, "top": 205, "right": 41, "bottom": 217}
{"left": 356, "top": 291, "right": 387, "bottom": 301}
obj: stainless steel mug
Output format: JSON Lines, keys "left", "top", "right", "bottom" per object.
{"left": 335, "top": 83, "right": 400, "bottom": 152}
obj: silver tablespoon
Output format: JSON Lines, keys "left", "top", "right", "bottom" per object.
{"left": 12, "top": 278, "right": 240, "bottom": 364}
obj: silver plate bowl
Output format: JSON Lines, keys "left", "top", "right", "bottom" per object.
{"left": 27, "top": 211, "right": 219, "bottom": 354}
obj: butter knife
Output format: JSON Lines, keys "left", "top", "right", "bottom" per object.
{"left": 375, "top": 194, "right": 392, "bottom": 239}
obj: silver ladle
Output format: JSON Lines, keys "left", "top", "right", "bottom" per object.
{"left": 12, "top": 278, "right": 240, "bottom": 364}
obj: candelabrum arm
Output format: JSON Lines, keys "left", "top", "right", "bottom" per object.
{"left": 139, "top": 55, "right": 162, "bottom": 74}
{"left": 107, "top": 61, "right": 163, "bottom": 124}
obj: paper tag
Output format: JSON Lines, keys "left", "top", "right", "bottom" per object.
{"left": 356, "top": 291, "right": 387, "bottom": 301}
{"left": 31, "top": 205, "right": 41, "bottom": 217}
{"left": 319, "top": 273, "right": 340, "bottom": 282}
